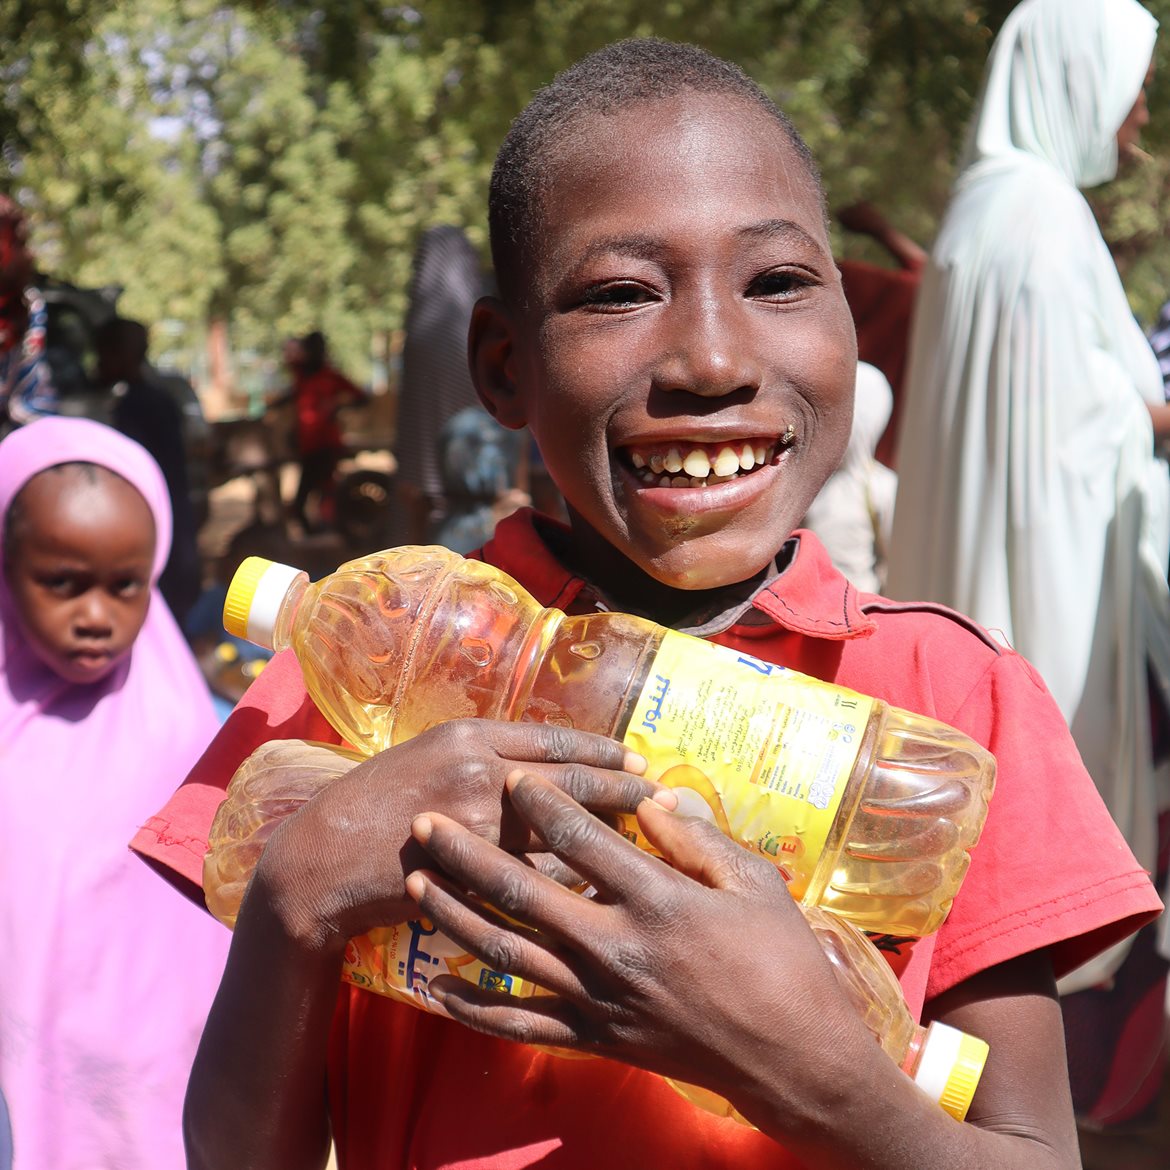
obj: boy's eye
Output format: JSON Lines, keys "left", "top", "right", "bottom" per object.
{"left": 578, "top": 281, "right": 658, "bottom": 311}
{"left": 747, "top": 269, "right": 815, "bottom": 301}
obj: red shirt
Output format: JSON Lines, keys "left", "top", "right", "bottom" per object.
{"left": 295, "top": 366, "right": 361, "bottom": 454}
{"left": 132, "top": 511, "right": 1161, "bottom": 1170}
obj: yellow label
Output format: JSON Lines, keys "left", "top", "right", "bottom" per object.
{"left": 621, "top": 632, "right": 874, "bottom": 896}
{"left": 341, "top": 919, "right": 529, "bottom": 1010}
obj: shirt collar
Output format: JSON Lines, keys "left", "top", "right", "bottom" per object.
{"left": 478, "top": 509, "right": 876, "bottom": 641}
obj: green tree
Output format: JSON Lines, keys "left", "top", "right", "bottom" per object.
{"left": 8, "top": 0, "right": 1170, "bottom": 394}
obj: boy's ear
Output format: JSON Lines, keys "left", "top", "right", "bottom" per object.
{"left": 468, "top": 295, "right": 528, "bottom": 430}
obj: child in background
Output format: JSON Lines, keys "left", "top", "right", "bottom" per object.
{"left": 270, "top": 331, "right": 367, "bottom": 533}
{"left": 0, "top": 417, "right": 230, "bottom": 1169}
{"left": 136, "top": 39, "right": 1159, "bottom": 1170}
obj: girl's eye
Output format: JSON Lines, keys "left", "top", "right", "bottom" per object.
{"left": 40, "top": 574, "right": 81, "bottom": 597}
{"left": 113, "top": 578, "right": 147, "bottom": 599}
{"left": 748, "top": 269, "right": 815, "bottom": 300}
{"left": 578, "top": 282, "right": 657, "bottom": 310}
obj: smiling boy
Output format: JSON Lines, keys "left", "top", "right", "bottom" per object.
{"left": 136, "top": 39, "right": 1160, "bottom": 1170}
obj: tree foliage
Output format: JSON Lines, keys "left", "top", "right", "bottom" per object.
{"left": 5, "top": 0, "right": 1170, "bottom": 397}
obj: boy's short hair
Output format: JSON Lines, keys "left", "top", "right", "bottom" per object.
{"left": 489, "top": 37, "right": 824, "bottom": 308}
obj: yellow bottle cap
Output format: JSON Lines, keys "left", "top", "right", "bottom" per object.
{"left": 223, "top": 556, "right": 304, "bottom": 649}
{"left": 939, "top": 1031, "right": 989, "bottom": 1122}
{"left": 913, "top": 1021, "right": 989, "bottom": 1122}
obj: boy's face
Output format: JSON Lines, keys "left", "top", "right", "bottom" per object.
{"left": 480, "top": 91, "right": 857, "bottom": 603}
{"left": 4, "top": 467, "right": 155, "bottom": 684}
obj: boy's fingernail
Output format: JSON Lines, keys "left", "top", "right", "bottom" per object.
{"left": 650, "top": 788, "right": 678, "bottom": 809}
{"left": 404, "top": 871, "right": 426, "bottom": 900}
{"left": 623, "top": 751, "right": 648, "bottom": 775}
{"left": 412, "top": 815, "right": 433, "bottom": 842}
{"left": 505, "top": 767, "right": 528, "bottom": 787}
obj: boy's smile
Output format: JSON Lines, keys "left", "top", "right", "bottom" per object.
{"left": 475, "top": 90, "right": 857, "bottom": 613}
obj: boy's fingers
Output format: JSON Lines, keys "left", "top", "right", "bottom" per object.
{"left": 484, "top": 720, "right": 646, "bottom": 776}
{"left": 515, "top": 762, "right": 662, "bottom": 814}
{"left": 404, "top": 866, "right": 588, "bottom": 1000}
{"left": 503, "top": 773, "right": 671, "bottom": 899}
{"left": 425, "top": 974, "right": 586, "bottom": 1052}
{"left": 634, "top": 797, "right": 790, "bottom": 898}
{"left": 526, "top": 851, "right": 589, "bottom": 890}
{"left": 414, "top": 801, "right": 639, "bottom": 941}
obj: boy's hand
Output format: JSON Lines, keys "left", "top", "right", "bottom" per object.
{"left": 249, "top": 720, "right": 656, "bottom": 955}
{"left": 403, "top": 772, "right": 876, "bottom": 1129}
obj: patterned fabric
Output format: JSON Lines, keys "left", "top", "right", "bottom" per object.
{"left": 1148, "top": 299, "right": 1170, "bottom": 399}
{"left": 0, "top": 289, "right": 55, "bottom": 427}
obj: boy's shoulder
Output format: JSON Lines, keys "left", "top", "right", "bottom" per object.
{"left": 482, "top": 511, "right": 1030, "bottom": 734}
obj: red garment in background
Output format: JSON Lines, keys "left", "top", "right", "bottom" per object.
{"left": 294, "top": 366, "right": 360, "bottom": 454}
{"left": 838, "top": 260, "right": 922, "bottom": 470}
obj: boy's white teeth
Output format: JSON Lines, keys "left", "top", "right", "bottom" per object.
{"left": 712, "top": 447, "right": 741, "bottom": 477}
{"left": 626, "top": 439, "right": 780, "bottom": 487}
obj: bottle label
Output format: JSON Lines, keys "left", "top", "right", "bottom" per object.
{"left": 620, "top": 631, "right": 874, "bottom": 896}
{"left": 341, "top": 919, "right": 530, "bottom": 1007}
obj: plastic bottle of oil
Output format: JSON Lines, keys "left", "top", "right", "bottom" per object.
{"left": 222, "top": 547, "right": 996, "bottom": 937}
{"left": 203, "top": 739, "right": 987, "bottom": 1122}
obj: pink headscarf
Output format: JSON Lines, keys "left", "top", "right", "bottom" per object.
{"left": 0, "top": 417, "right": 228, "bottom": 1169}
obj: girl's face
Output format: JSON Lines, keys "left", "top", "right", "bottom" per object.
{"left": 4, "top": 465, "right": 156, "bottom": 684}
{"left": 1117, "top": 61, "right": 1154, "bottom": 160}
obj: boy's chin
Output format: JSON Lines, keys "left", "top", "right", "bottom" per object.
{"left": 634, "top": 539, "right": 780, "bottom": 596}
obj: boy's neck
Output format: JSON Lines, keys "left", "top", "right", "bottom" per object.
{"left": 540, "top": 510, "right": 787, "bottom": 630}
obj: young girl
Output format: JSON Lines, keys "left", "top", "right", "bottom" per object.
{"left": 0, "top": 417, "right": 230, "bottom": 1168}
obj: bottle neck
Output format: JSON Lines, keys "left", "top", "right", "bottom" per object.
{"left": 901, "top": 1026, "right": 927, "bottom": 1078}
{"left": 271, "top": 576, "right": 308, "bottom": 652}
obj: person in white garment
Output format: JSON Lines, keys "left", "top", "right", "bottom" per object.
{"left": 802, "top": 361, "right": 897, "bottom": 594}
{"left": 888, "top": 0, "right": 1170, "bottom": 997}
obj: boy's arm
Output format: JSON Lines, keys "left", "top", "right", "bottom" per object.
{"left": 183, "top": 719, "right": 664, "bottom": 1169}
{"left": 184, "top": 889, "right": 341, "bottom": 1170}
{"left": 406, "top": 776, "right": 1083, "bottom": 1169}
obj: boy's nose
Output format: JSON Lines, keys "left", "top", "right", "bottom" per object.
{"left": 652, "top": 298, "right": 762, "bottom": 399}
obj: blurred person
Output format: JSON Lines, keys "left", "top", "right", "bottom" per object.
{"left": 835, "top": 201, "right": 927, "bottom": 469}
{"left": 93, "top": 315, "right": 202, "bottom": 627}
{"left": 270, "top": 330, "right": 366, "bottom": 534}
{"left": 0, "top": 417, "right": 229, "bottom": 1168}
{"left": 0, "top": 196, "right": 55, "bottom": 434}
{"left": 388, "top": 226, "right": 490, "bottom": 545}
{"left": 886, "top": 0, "right": 1170, "bottom": 1127}
{"left": 801, "top": 361, "right": 897, "bottom": 594}
{"left": 430, "top": 404, "right": 526, "bottom": 554}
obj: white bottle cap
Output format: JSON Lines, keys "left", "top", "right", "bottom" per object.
{"left": 911, "top": 1021, "right": 988, "bottom": 1121}
{"left": 223, "top": 557, "right": 305, "bottom": 650}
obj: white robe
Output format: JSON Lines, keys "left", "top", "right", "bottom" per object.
{"left": 887, "top": 0, "right": 1170, "bottom": 987}
{"left": 803, "top": 361, "right": 897, "bottom": 594}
